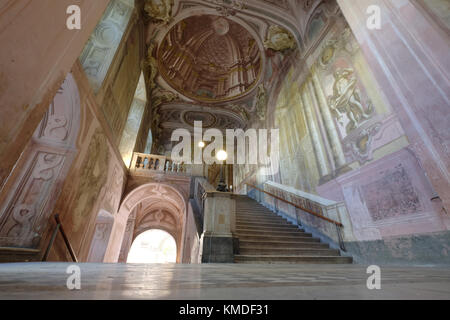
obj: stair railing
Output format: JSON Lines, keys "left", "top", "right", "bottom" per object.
{"left": 245, "top": 183, "right": 346, "bottom": 251}
{"left": 42, "top": 214, "right": 78, "bottom": 262}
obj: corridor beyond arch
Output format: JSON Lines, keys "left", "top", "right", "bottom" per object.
{"left": 127, "top": 229, "right": 177, "bottom": 264}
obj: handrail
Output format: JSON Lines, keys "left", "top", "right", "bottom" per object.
{"left": 42, "top": 214, "right": 78, "bottom": 262}
{"left": 245, "top": 183, "right": 343, "bottom": 227}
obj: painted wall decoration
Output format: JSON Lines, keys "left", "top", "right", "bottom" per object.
{"left": 0, "top": 74, "right": 80, "bottom": 248}
{"left": 101, "top": 23, "right": 142, "bottom": 145}
{"left": 71, "top": 128, "right": 110, "bottom": 233}
{"left": 235, "top": 7, "right": 405, "bottom": 197}
{"left": 80, "top": 0, "right": 134, "bottom": 93}
{"left": 361, "top": 164, "right": 422, "bottom": 221}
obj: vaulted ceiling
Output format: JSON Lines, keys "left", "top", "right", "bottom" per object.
{"left": 142, "top": 0, "right": 336, "bottom": 151}
{"left": 158, "top": 14, "right": 262, "bottom": 103}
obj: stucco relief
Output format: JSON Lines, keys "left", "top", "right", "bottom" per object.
{"left": 0, "top": 73, "right": 80, "bottom": 248}
{"left": 264, "top": 25, "right": 296, "bottom": 52}
{"left": 145, "top": 0, "right": 174, "bottom": 24}
{"left": 361, "top": 164, "right": 422, "bottom": 221}
{"left": 80, "top": 0, "right": 134, "bottom": 92}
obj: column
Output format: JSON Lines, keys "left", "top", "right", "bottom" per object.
{"left": 311, "top": 66, "right": 347, "bottom": 168}
{"left": 307, "top": 79, "right": 336, "bottom": 172}
{"left": 300, "top": 82, "right": 330, "bottom": 178}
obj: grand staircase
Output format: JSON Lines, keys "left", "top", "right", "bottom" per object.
{"left": 234, "top": 196, "right": 353, "bottom": 264}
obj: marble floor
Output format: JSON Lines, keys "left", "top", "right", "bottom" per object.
{"left": 0, "top": 263, "right": 449, "bottom": 300}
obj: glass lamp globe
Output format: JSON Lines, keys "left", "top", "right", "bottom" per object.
{"left": 216, "top": 150, "right": 227, "bottom": 161}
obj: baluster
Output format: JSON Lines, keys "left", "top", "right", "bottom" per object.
{"left": 135, "top": 156, "right": 142, "bottom": 169}
{"left": 165, "top": 160, "right": 170, "bottom": 172}
{"left": 148, "top": 158, "right": 154, "bottom": 170}
{"left": 143, "top": 157, "right": 149, "bottom": 169}
{"left": 155, "top": 159, "right": 160, "bottom": 171}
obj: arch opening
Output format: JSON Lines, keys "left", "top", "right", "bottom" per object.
{"left": 126, "top": 229, "right": 177, "bottom": 264}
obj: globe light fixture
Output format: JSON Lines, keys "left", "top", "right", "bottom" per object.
{"left": 216, "top": 150, "right": 227, "bottom": 161}
{"left": 216, "top": 150, "right": 228, "bottom": 192}
{"left": 198, "top": 141, "right": 205, "bottom": 148}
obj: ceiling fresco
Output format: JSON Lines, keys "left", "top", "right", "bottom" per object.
{"left": 143, "top": 0, "right": 326, "bottom": 150}
{"left": 157, "top": 14, "right": 262, "bottom": 103}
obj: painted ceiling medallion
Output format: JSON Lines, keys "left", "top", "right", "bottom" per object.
{"left": 158, "top": 15, "right": 262, "bottom": 103}
{"left": 182, "top": 111, "right": 217, "bottom": 128}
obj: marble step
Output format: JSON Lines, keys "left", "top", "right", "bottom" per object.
{"left": 236, "top": 207, "right": 274, "bottom": 213}
{"left": 234, "top": 255, "right": 353, "bottom": 264}
{"left": 236, "top": 228, "right": 310, "bottom": 237}
{"left": 0, "top": 247, "right": 41, "bottom": 263}
{"left": 237, "top": 234, "right": 319, "bottom": 242}
{"left": 236, "top": 213, "right": 281, "bottom": 218}
{"left": 239, "top": 247, "right": 341, "bottom": 256}
{"left": 236, "top": 217, "right": 291, "bottom": 225}
{"left": 237, "top": 212, "right": 285, "bottom": 217}
{"left": 236, "top": 224, "right": 302, "bottom": 232}
{"left": 238, "top": 209, "right": 272, "bottom": 212}
{"left": 236, "top": 212, "right": 283, "bottom": 218}
{"left": 236, "top": 214, "right": 286, "bottom": 221}
{"left": 236, "top": 217, "right": 292, "bottom": 225}
{"left": 236, "top": 221, "right": 297, "bottom": 231}
{"left": 239, "top": 240, "right": 329, "bottom": 249}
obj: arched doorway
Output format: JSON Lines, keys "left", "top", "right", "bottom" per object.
{"left": 105, "top": 183, "right": 187, "bottom": 263}
{"left": 127, "top": 229, "right": 177, "bottom": 263}
{"left": 0, "top": 73, "right": 80, "bottom": 249}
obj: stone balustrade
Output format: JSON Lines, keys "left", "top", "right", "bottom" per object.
{"left": 130, "top": 152, "right": 190, "bottom": 175}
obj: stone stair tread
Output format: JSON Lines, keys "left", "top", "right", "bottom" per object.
{"left": 236, "top": 221, "right": 293, "bottom": 226}
{"left": 237, "top": 233, "right": 314, "bottom": 237}
{"left": 236, "top": 227, "right": 304, "bottom": 231}
{"left": 0, "top": 247, "right": 40, "bottom": 253}
{"left": 236, "top": 230, "right": 310, "bottom": 236}
{"left": 237, "top": 235, "right": 316, "bottom": 240}
{"left": 235, "top": 254, "right": 345, "bottom": 258}
{"left": 239, "top": 240, "right": 325, "bottom": 245}
{"left": 239, "top": 248, "right": 340, "bottom": 256}
{"left": 234, "top": 197, "right": 352, "bottom": 265}
{"left": 234, "top": 255, "right": 353, "bottom": 264}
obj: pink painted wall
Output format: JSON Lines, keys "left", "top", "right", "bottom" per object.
{"left": 0, "top": 0, "right": 110, "bottom": 190}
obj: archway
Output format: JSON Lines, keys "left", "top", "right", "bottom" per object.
{"left": 127, "top": 229, "right": 177, "bottom": 263}
{"left": 105, "top": 183, "right": 186, "bottom": 263}
{"left": 0, "top": 73, "right": 80, "bottom": 249}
